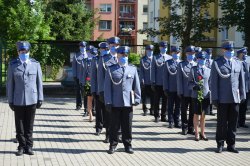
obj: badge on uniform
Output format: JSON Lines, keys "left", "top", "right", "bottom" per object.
{"left": 127, "top": 74, "right": 132, "bottom": 78}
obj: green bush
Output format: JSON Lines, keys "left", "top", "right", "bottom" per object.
{"left": 128, "top": 53, "right": 140, "bottom": 67}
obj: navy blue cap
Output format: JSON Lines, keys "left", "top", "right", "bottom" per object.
{"left": 117, "top": 46, "right": 130, "bottom": 55}
{"left": 79, "top": 41, "right": 87, "bottom": 47}
{"left": 159, "top": 41, "right": 168, "bottom": 47}
{"left": 195, "top": 47, "right": 202, "bottom": 53}
{"left": 237, "top": 47, "right": 248, "bottom": 55}
{"left": 170, "top": 46, "right": 181, "bottom": 52}
{"left": 221, "top": 41, "right": 234, "bottom": 50}
{"left": 196, "top": 51, "right": 206, "bottom": 59}
{"left": 205, "top": 48, "right": 213, "bottom": 54}
{"left": 86, "top": 45, "right": 94, "bottom": 51}
{"left": 185, "top": 45, "right": 196, "bottom": 53}
{"left": 98, "top": 42, "right": 109, "bottom": 49}
{"left": 107, "top": 37, "right": 120, "bottom": 44}
{"left": 90, "top": 47, "right": 98, "bottom": 55}
{"left": 16, "top": 41, "right": 31, "bottom": 51}
{"left": 146, "top": 45, "right": 154, "bottom": 50}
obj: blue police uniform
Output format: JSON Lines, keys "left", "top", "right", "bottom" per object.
{"left": 7, "top": 41, "right": 43, "bottom": 155}
{"left": 163, "top": 46, "right": 181, "bottom": 128}
{"left": 236, "top": 47, "right": 249, "bottom": 128}
{"left": 140, "top": 45, "right": 154, "bottom": 116}
{"left": 177, "top": 45, "right": 196, "bottom": 135}
{"left": 151, "top": 41, "right": 171, "bottom": 122}
{"left": 72, "top": 41, "right": 87, "bottom": 110}
{"left": 211, "top": 41, "right": 246, "bottom": 153}
{"left": 104, "top": 46, "right": 141, "bottom": 154}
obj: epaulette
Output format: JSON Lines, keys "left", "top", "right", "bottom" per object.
{"left": 9, "top": 58, "right": 19, "bottom": 65}
{"left": 30, "top": 58, "right": 39, "bottom": 63}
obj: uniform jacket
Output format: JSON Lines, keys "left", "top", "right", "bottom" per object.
{"left": 72, "top": 52, "right": 87, "bottom": 79}
{"left": 188, "top": 66, "right": 211, "bottom": 99}
{"left": 90, "top": 56, "right": 99, "bottom": 94}
{"left": 139, "top": 55, "right": 152, "bottom": 85}
{"left": 104, "top": 64, "right": 141, "bottom": 107}
{"left": 242, "top": 61, "right": 250, "bottom": 93}
{"left": 80, "top": 57, "right": 92, "bottom": 85}
{"left": 163, "top": 59, "right": 180, "bottom": 92}
{"left": 177, "top": 60, "right": 196, "bottom": 97}
{"left": 7, "top": 58, "right": 44, "bottom": 106}
{"left": 151, "top": 54, "right": 171, "bottom": 85}
{"left": 211, "top": 57, "right": 246, "bottom": 103}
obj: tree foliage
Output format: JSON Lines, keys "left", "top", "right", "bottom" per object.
{"left": 139, "top": 0, "right": 218, "bottom": 49}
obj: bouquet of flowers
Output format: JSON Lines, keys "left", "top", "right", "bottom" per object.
{"left": 84, "top": 77, "right": 91, "bottom": 96}
{"left": 197, "top": 75, "right": 204, "bottom": 113}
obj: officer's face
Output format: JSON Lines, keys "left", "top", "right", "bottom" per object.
{"left": 117, "top": 53, "right": 128, "bottom": 59}
{"left": 109, "top": 44, "right": 119, "bottom": 48}
{"left": 18, "top": 50, "right": 29, "bottom": 55}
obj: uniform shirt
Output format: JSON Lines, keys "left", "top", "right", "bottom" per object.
{"left": 139, "top": 55, "right": 152, "bottom": 85}
{"left": 163, "top": 59, "right": 180, "bottom": 92}
{"left": 7, "top": 58, "right": 44, "bottom": 106}
{"left": 188, "top": 65, "right": 211, "bottom": 99}
{"left": 211, "top": 56, "right": 246, "bottom": 103}
{"left": 104, "top": 63, "right": 141, "bottom": 107}
{"left": 205, "top": 59, "right": 213, "bottom": 69}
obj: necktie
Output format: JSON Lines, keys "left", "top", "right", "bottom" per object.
{"left": 23, "top": 62, "right": 27, "bottom": 69}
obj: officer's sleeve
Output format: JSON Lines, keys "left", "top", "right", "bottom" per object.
{"left": 90, "top": 59, "right": 97, "bottom": 93}
{"left": 79, "top": 61, "right": 85, "bottom": 85}
{"left": 176, "top": 63, "right": 183, "bottom": 96}
{"left": 150, "top": 57, "right": 156, "bottom": 84}
{"left": 188, "top": 67, "right": 195, "bottom": 90}
{"left": 163, "top": 63, "right": 168, "bottom": 91}
{"left": 72, "top": 54, "right": 77, "bottom": 78}
{"left": 133, "top": 68, "right": 141, "bottom": 104}
{"left": 37, "top": 63, "right": 44, "bottom": 101}
{"left": 104, "top": 68, "right": 112, "bottom": 105}
{"left": 139, "top": 59, "right": 144, "bottom": 84}
{"left": 7, "top": 63, "right": 14, "bottom": 103}
{"left": 210, "top": 61, "right": 218, "bottom": 101}
{"left": 239, "top": 63, "right": 246, "bottom": 101}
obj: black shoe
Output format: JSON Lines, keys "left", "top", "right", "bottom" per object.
{"left": 227, "top": 147, "right": 239, "bottom": 153}
{"left": 174, "top": 124, "right": 181, "bottom": 128}
{"left": 25, "top": 148, "right": 34, "bottom": 155}
{"left": 125, "top": 147, "right": 134, "bottom": 154}
{"left": 239, "top": 124, "right": 249, "bottom": 128}
{"left": 215, "top": 146, "right": 223, "bottom": 153}
{"left": 181, "top": 129, "right": 188, "bottom": 135}
{"left": 13, "top": 138, "right": 18, "bottom": 143}
{"left": 92, "top": 111, "right": 96, "bottom": 116}
{"left": 76, "top": 106, "right": 81, "bottom": 110}
{"left": 94, "top": 131, "right": 101, "bottom": 136}
{"left": 150, "top": 111, "right": 154, "bottom": 116}
{"left": 154, "top": 117, "right": 159, "bottom": 123}
{"left": 103, "top": 137, "right": 109, "bottom": 143}
{"left": 118, "top": 136, "right": 122, "bottom": 143}
{"left": 83, "top": 112, "right": 88, "bottom": 117}
{"left": 187, "top": 130, "right": 195, "bottom": 135}
{"left": 200, "top": 134, "right": 208, "bottom": 141}
{"left": 16, "top": 148, "right": 24, "bottom": 156}
{"left": 210, "top": 112, "right": 215, "bottom": 116}
{"left": 161, "top": 118, "right": 167, "bottom": 122}
{"left": 168, "top": 123, "right": 173, "bottom": 129}
{"left": 107, "top": 147, "right": 116, "bottom": 154}
{"left": 143, "top": 111, "right": 147, "bottom": 116}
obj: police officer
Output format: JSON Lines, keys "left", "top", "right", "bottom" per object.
{"left": 104, "top": 46, "right": 141, "bottom": 154}
{"left": 211, "top": 41, "right": 246, "bottom": 153}
{"left": 140, "top": 45, "right": 154, "bottom": 116}
{"left": 188, "top": 51, "right": 211, "bottom": 141}
{"left": 72, "top": 41, "right": 88, "bottom": 111}
{"left": 7, "top": 41, "right": 43, "bottom": 156}
{"left": 163, "top": 46, "right": 181, "bottom": 128}
{"left": 205, "top": 48, "right": 215, "bottom": 116}
{"left": 236, "top": 47, "right": 249, "bottom": 128}
{"left": 177, "top": 45, "right": 196, "bottom": 135}
{"left": 151, "top": 41, "right": 171, "bottom": 122}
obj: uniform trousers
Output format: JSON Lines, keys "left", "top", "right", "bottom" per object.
{"left": 95, "top": 95, "right": 105, "bottom": 133}
{"left": 153, "top": 85, "right": 167, "bottom": 119}
{"left": 167, "top": 92, "right": 180, "bottom": 125}
{"left": 75, "top": 78, "right": 83, "bottom": 107}
{"left": 216, "top": 103, "right": 239, "bottom": 148}
{"left": 141, "top": 85, "right": 154, "bottom": 112}
{"left": 180, "top": 97, "right": 193, "bottom": 131}
{"left": 110, "top": 107, "right": 133, "bottom": 148}
{"left": 238, "top": 93, "right": 249, "bottom": 126}
{"left": 14, "top": 104, "right": 36, "bottom": 149}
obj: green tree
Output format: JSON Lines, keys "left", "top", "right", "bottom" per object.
{"left": 139, "top": 0, "right": 218, "bottom": 50}
{"left": 219, "top": 0, "right": 250, "bottom": 48}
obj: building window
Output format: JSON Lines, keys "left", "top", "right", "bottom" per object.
{"left": 143, "top": 5, "right": 148, "bottom": 14}
{"left": 120, "top": 5, "right": 132, "bottom": 13}
{"left": 99, "top": 20, "right": 112, "bottom": 30}
{"left": 143, "top": 22, "right": 148, "bottom": 30}
{"left": 222, "top": 26, "right": 229, "bottom": 40}
{"left": 100, "top": 4, "right": 112, "bottom": 13}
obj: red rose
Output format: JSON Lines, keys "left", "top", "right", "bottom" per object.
{"left": 198, "top": 75, "right": 203, "bottom": 80}
{"left": 86, "top": 77, "right": 91, "bottom": 81}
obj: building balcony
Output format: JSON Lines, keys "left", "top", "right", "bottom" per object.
{"left": 119, "top": 0, "right": 136, "bottom": 4}
{"left": 119, "top": 29, "right": 136, "bottom": 36}
{"left": 119, "top": 13, "right": 135, "bottom": 19}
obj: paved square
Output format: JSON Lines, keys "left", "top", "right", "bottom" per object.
{"left": 0, "top": 97, "right": 250, "bottom": 166}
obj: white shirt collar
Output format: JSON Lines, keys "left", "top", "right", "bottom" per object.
{"left": 19, "top": 58, "right": 30, "bottom": 64}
